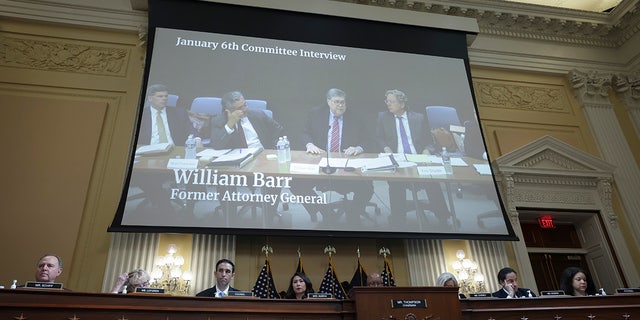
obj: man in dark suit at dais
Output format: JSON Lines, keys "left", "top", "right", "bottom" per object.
{"left": 290, "top": 88, "right": 374, "bottom": 224}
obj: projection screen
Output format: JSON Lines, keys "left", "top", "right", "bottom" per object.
{"left": 109, "top": 0, "right": 516, "bottom": 240}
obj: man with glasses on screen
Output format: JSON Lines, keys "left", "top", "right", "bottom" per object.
{"left": 289, "top": 88, "right": 373, "bottom": 224}
{"left": 375, "top": 89, "right": 451, "bottom": 229}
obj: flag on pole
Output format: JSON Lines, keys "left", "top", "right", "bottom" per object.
{"left": 318, "top": 257, "right": 347, "bottom": 299}
{"left": 381, "top": 257, "right": 396, "bottom": 287}
{"left": 251, "top": 257, "right": 279, "bottom": 298}
{"left": 295, "top": 256, "right": 306, "bottom": 274}
{"left": 349, "top": 257, "right": 368, "bottom": 288}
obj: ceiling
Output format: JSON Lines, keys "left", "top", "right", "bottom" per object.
{"left": 504, "top": 0, "right": 623, "bottom": 12}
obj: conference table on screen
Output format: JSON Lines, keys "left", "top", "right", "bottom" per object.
{"left": 133, "top": 147, "right": 494, "bottom": 229}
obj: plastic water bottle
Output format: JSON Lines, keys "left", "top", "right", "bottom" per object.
{"left": 441, "top": 147, "right": 453, "bottom": 174}
{"left": 185, "top": 134, "right": 197, "bottom": 159}
{"left": 283, "top": 135, "right": 291, "bottom": 162}
{"left": 122, "top": 285, "right": 128, "bottom": 294}
{"left": 276, "top": 137, "right": 286, "bottom": 163}
{"left": 599, "top": 288, "right": 607, "bottom": 296}
{"left": 10, "top": 280, "right": 17, "bottom": 289}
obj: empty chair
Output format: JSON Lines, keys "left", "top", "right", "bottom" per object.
{"left": 425, "top": 106, "right": 461, "bottom": 129}
{"left": 190, "top": 97, "right": 222, "bottom": 115}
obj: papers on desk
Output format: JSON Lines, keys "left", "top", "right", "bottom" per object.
{"left": 378, "top": 153, "right": 407, "bottom": 162}
{"left": 473, "top": 164, "right": 492, "bottom": 175}
{"left": 318, "top": 157, "right": 349, "bottom": 168}
{"left": 135, "top": 143, "right": 173, "bottom": 155}
{"left": 196, "top": 148, "right": 231, "bottom": 162}
{"left": 405, "top": 154, "right": 441, "bottom": 164}
{"left": 210, "top": 152, "right": 253, "bottom": 168}
{"left": 317, "top": 156, "right": 398, "bottom": 172}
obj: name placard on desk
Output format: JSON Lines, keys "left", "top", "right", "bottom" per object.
{"left": 468, "top": 292, "right": 492, "bottom": 298}
{"left": 616, "top": 288, "right": 640, "bottom": 293}
{"left": 134, "top": 287, "right": 165, "bottom": 294}
{"left": 391, "top": 299, "right": 427, "bottom": 308}
{"left": 308, "top": 292, "right": 332, "bottom": 299}
{"left": 540, "top": 290, "right": 565, "bottom": 296}
{"left": 228, "top": 291, "right": 253, "bottom": 297}
{"left": 25, "top": 281, "right": 63, "bottom": 289}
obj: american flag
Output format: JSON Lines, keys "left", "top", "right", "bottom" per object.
{"left": 295, "top": 256, "right": 306, "bottom": 274}
{"left": 318, "top": 257, "right": 347, "bottom": 299}
{"left": 251, "top": 258, "right": 279, "bottom": 298}
{"left": 381, "top": 257, "right": 396, "bottom": 287}
{"left": 349, "top": 257, "right": 368, "bottom": 288}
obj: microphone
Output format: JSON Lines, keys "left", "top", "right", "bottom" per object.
{"left": 323, "top": 125, "right": 336, "bottom": 174}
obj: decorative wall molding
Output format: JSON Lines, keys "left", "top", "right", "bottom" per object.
{"left": 0, "top": 34, "right": 129, "bottom": 76}
{"left": 493, "top": 135, "right": 639, "bottom": 290}
{"left": 335, "top": 0, "right": 640, "bottom": 48}
{"left": 473, "top": 81, "right": 568, "bottom": 112}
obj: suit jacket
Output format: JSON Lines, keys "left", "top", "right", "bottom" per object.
{"left": 210, "top": 109, "right": 283, "bottom": 150}
{"left": 138, "top": 105, "right": 192, "bottom": 146}
{"left": 375, "top": 110, "right": 431, "bottom": 153}
{"left": 195, "top": 286, "right": 239, "bottom": 297}
{"left": 302, "top": 105, "right": 367, "bottom": 151}
{"left": 492, "top": 288, "right": 536, "bottom": 298}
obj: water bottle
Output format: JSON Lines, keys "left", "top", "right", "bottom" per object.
{"left": 10, "top": 280, "right": 17, "bottom": 289}
{"left": 276, "top": 137, "right": 286, "bottom": 164}
{"left": 283, "top": 135, "right": 291, "bottom": 162}
{"left": 441, "top": 147, "right": 453, "bottom": 175}
{"left": 122, "top": 285, "right": 128, "bottom": 294}
{"left": 185, "top": 134, "right": 197, "bottom": 159}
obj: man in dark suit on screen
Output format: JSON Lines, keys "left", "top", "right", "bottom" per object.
{"left": 210, "top": 91, "right": 284, "bottom": 220}
{"left": 210, "top": 91, "right": 283, "bottom": 150}
{"left": 375, "top": 89, "right": 450, "bottom": 228}
{"left": 138, "top": 84, "right": 191, "bottom": 146}
{"left": 290, "top": 88, "right": 373, "bottom": 223}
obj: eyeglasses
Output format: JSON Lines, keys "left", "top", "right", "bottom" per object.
{"left": 330, "top": 99, "right": 346, "bottom": 105}
{"left": 384, "top": 99, "right": 399, "bottom": 104}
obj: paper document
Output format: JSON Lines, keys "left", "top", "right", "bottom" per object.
{"left": 405, "top": 154, "right": 442, "bottom": 164}
{"left": 361, "top": 155, "right": 397, "bottom": 172}
{"left": 378, "top": 153, "right": 407, "bottom": 162}
{"left": 451, "top": 157, "right": 468, "bottom": 166}
{"left": 135, "top": 143, "right": 173, "bottom": 155}
{"left": 473, "top": 164, "right": 492, "bottom": 175}
{"left": 318, "top": 158, "right": 349, "bottom": 168}
{"left": 196, "top": 148, "right": 230, "bottom": 161}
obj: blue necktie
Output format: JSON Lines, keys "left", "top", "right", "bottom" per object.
{"left": 397, "top": 116, "right": 411, "bottom": 153}
{"left": 219, "top": 291, "right": 226, "bottom": 297}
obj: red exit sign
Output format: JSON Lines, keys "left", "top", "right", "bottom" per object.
{"left": 538, "top": 215, "right": 556, "bottom": 229}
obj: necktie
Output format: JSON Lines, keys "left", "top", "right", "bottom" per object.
{"left": 397, "top": 116, "right": 411, "bottom": 153}
{"left": 236, "top": 122, "right": 248, "bottom": 148}
{"left": 156, "top": 109, "right": 168, "bottom": 143}
{"left": 219, "top": 291, "right": 226, "bottom": 297}
{"left": 330, "top": 116, "right": 340, "bottom": 152}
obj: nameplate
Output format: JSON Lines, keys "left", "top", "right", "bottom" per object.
{"left": 228, "top": 291, "right": 253, "bottom": 297}
{"left": 468, "top": 292, "right": 492, "bottom": 298}
{"left": 25, "top": 281, "right": 63, "bottom": 289}
{"left": 541, "top": 290, "right": 565, "bottom": 296}
{"left": 616, "top": 288, "right": 640, "bottom": 293}
{"left": 134, "top": 287, "right": 164, "bottom": 294}
{"left": 417, "top": 166, "right": 447, "bottom": 177}
{"left": 289, "top": 162, "right": 319, "bottom": 174}
{"left": 450, "top": 124, "right": 466, "bottom": 133}
{"left": 308, "top": 292, "right": 332, "bottom": 299}
{"left": 167, "top": 158, "right": 199, "bottom": 170}
{"left": 391, "top": 299, "right": 427, "bottom": 308}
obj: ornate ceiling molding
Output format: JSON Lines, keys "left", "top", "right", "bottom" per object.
{"left": 333, "top": 0, "right": 640, "bottom": 48}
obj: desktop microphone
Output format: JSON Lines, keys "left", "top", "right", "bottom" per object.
{"left": 322, "top": 125, "right": 336, "bottom": 174}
